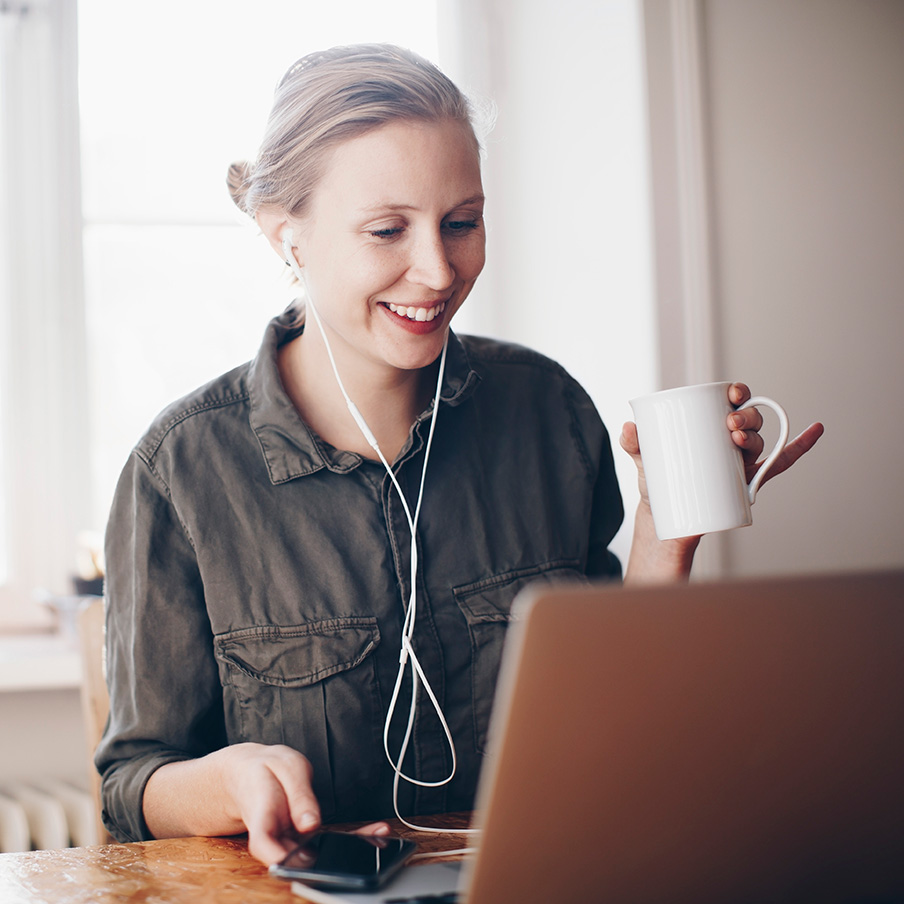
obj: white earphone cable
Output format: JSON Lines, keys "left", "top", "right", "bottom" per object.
{"left": 283, "top": 236, "right": 478, "bottom": 835}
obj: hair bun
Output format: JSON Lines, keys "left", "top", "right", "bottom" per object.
{"left": 227, "top": 160, "right": 253, "bottom": 213}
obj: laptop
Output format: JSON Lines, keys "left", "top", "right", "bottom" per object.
{"left": 288, "top": 570, "right": 904, "bottom": 904}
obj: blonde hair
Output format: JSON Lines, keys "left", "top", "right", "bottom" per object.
{"left": 228, "top": 44, "right": 482, "bottom": 220}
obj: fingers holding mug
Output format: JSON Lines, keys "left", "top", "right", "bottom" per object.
{"left": 727, "top": 382, "right": 751, "bottom": 407}
{"left": 728, "top": 404, "right": 765, "bottom": 466}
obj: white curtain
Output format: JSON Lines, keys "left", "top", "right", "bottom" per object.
{"left": 0, "top": 0, "right": 90, "bottom": 627}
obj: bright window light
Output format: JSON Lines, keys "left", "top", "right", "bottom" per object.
{"left": 78, "top": 1, "right": 440, "bottom": 530}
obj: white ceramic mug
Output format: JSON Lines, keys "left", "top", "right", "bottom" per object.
{"left": 629, "top": 382, "right": 790, "bottom": 540}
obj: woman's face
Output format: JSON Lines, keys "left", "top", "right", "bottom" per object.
{"left": 290, "top": 117, "right": 486, "bottom": 375}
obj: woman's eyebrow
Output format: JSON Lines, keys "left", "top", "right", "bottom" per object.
{"left": 358, "top": 193, "right": 486, "bottom": 214}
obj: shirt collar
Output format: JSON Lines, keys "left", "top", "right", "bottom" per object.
{"left": 248, "top": 303, "right": 481, "bottom": 485}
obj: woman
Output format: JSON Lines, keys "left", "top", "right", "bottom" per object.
{"left": 97, "top": 44, "right": 822, "bottom": 866}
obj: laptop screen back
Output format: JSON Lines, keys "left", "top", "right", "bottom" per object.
{"left": 466, "top": 570, "right": 904, "bottom": 904}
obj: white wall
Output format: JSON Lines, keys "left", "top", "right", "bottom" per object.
{"left": 711, "top": 0, "right": 904, "bottom": 576}
{"left": 466, "top": 0, "right": 904, "bottom": 579}
{"left": 645, "top": 0, "right": 904, "bottom": 576}
{"left": 442, "top": 0, "right": 658, "bottom": 567}
{"left": 0, "top": 687, "right": 87, "bottom": 784}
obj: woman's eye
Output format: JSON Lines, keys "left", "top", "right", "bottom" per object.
{"left": 443, "top": 219, "right": 480, "bottom": 233}
{"left": 368, "top": 217, "right": 482, "bottom": 241}
{"left": 369, "top": 226, "right": 404, "bottom": 240}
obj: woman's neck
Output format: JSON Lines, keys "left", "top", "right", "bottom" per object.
{"left": 277, "top": 329, "right": 437, "bottom": 463}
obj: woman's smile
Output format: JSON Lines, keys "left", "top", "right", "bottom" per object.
{"left": 379, "top": 300, "right": 449, "bottom": 335}
{"left": 385, "top": 300, "right": 446, "bottom": 322}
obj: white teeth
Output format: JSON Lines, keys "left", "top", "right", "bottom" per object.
{"left": 387, "top": 302, "right": 446, "bottom": 322}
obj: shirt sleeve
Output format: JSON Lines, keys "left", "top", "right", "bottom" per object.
{"left": 96, "top": 449, "right": 226, "bottom": 843}
{"left": 561, "top": 369, "right": 624, "bottom": 580}
{"left": 586, "top": 417, "right": 624, "bottom": 579}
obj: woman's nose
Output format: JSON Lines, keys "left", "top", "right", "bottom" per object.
{"left": 407, "top": 232, "right": 454, "bottom": 290}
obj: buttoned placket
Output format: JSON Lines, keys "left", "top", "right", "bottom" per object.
{"left": 250, "top": 314, "right": 478, "bottom": 815}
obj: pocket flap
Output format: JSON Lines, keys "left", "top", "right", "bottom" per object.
{"left": 214, "top": 617, "right": 380, "bottom": 688}
{"left": 453, "top": 560, "right": 586, "bottom": 624}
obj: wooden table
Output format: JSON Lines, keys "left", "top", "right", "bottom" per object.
{"left": 0, "top": 813, "right": 473, "bottom": 904}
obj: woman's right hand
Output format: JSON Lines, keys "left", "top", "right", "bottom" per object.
{"left": 144, "top": 742, "right": 391, "bottom": 866}
{"left": 221, "top": 743, "right": 392, "bottom": 864}
{"left": 220, "top": 743, "right": 323, "bottom": 865}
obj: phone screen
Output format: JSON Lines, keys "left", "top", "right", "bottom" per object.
{"left": 270, "top": 831, "right": 417, "bottom": 890}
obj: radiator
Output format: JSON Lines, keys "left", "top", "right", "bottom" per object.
{"left": 0, "top": 778, "right": 99, "bottom": 852}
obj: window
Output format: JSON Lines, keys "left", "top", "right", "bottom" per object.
{"left": 78, "top": 0, "right": 440, "bottom": 531}
{"left": 0, "top": 0, "right": 440, "bottom": 626}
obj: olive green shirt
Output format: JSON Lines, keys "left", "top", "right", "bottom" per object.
{"left": 97, "top": 305, "right": 623, "bottom": 842}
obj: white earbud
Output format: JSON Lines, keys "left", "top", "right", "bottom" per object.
{"left": 282, "top": 231, "right": 303, "bottom": 281}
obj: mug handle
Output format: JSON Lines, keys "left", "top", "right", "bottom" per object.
{"left": 737, "top": 397, "right": 790, "bottom": 504}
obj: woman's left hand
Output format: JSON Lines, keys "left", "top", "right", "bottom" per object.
{"left": 620, "top": 382, "right": 824, "bottom": 583}
{"left": 724, "top": 383, "right": 824, "bottom": 485}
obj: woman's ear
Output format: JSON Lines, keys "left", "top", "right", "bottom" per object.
{"left": 256, "top": 208, "right": 295, "bottom": 262}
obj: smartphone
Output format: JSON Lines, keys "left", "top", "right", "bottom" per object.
{"left": 269, "top": 831, "right": 418, "bottom": 891}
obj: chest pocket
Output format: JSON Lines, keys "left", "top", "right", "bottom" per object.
{"left": 453, "top": 561, "right": 588, "bottom": 755}
{"left": 213, "top": 617, "right": 382, "bottom": 817}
